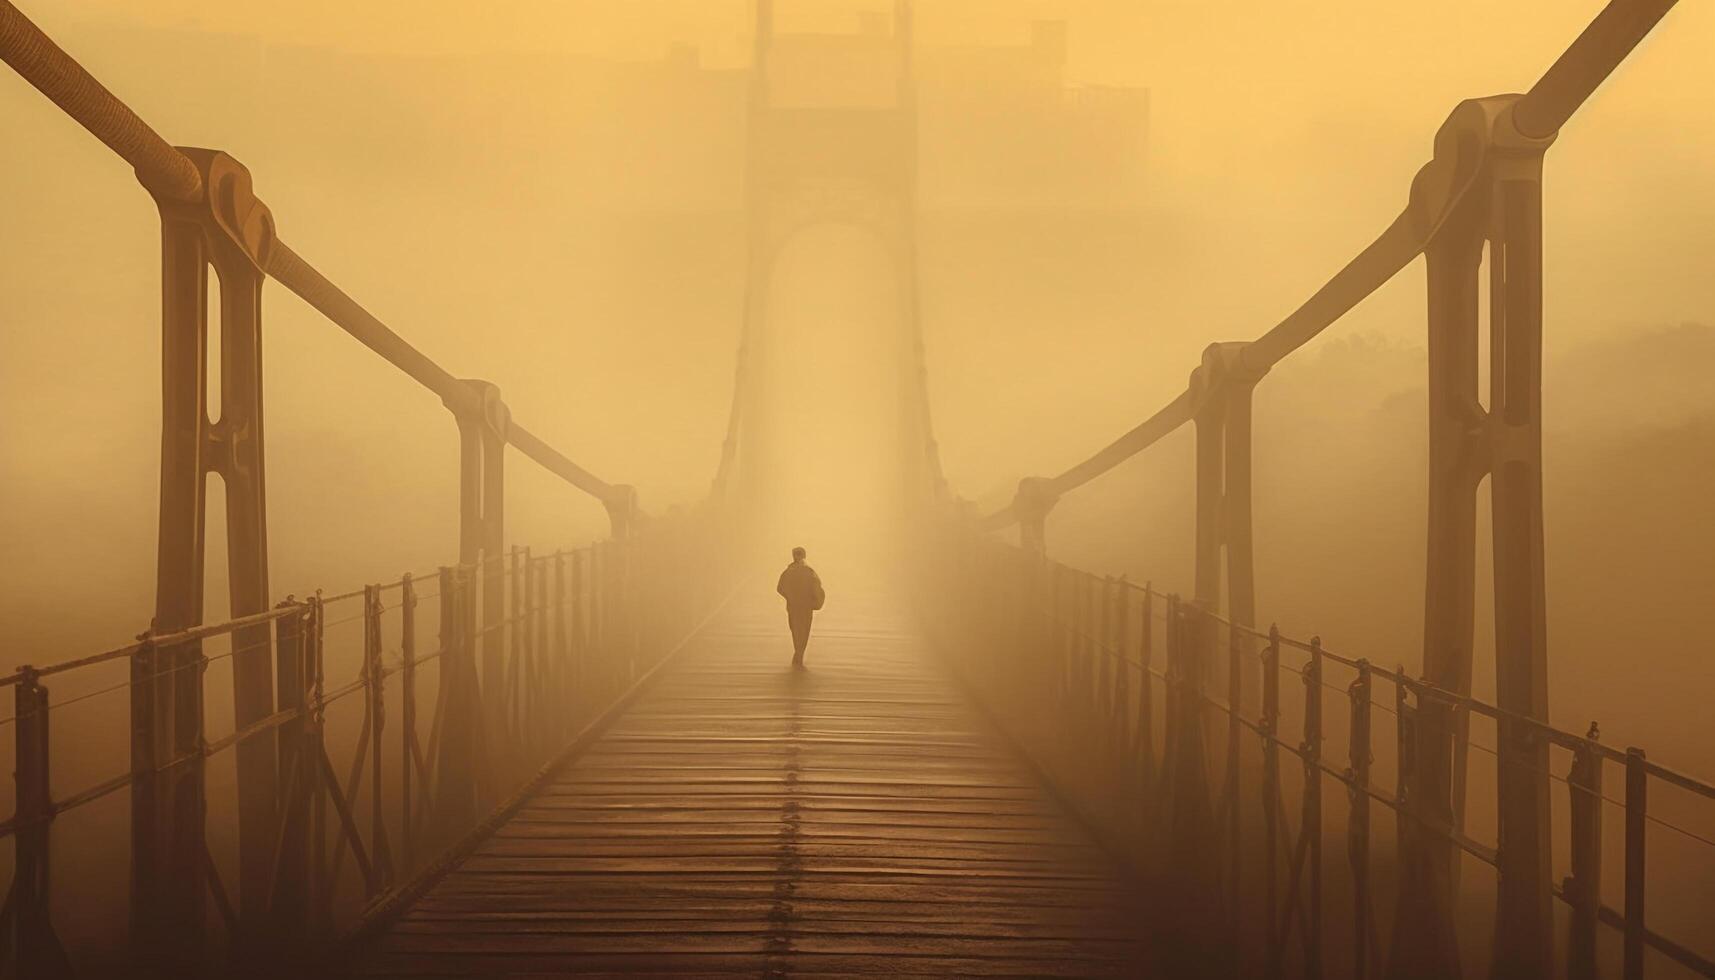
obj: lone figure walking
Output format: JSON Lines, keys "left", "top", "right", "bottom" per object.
{"left": 776, "top": 546, "right": 825, "bottom": 668}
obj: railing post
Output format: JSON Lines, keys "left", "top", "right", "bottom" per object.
{"left": 129, "top": 632, "right": 171, "bottom": 975}
{"left": 1098, "top": 576, "right": 1115, "bottom": 759}
{"left": 554, "top": 551, "right": 568, "bottom": 741}
{"left": 364, "top": 585, "right": 393, "bottom": 891}
{"left": 1348, "top": 659, "right": 1374, "bottom": 980}
{"left": 1161, "top": 596, "right": 1218, "bottom": 972}
{"left": 400, "top": 574, "right": 418, "bottom": 875}
{"left": 532, "top": 552, "right": 549, "bottom": 751}
{"left": 1077, "top": 573, "right": 1096, "bottom": 771}
{"left": 1304, "top": 637, "right": 1325, "bottom": 980}
{"left": 1224, "top": 616, "right": 1242, "bottom": 959}
{"left": 1565, "top": 724, "right": 1602, "bottom": 980}
{"left": 570, "top": 549, "right": 586, "bottom": 720}
{"left": 130, "top": 624, "right": 206, "bottom": 976}
{"left": 306, "top": 594, "right": 331, "bottom": 940}
{"left": 1137, "top": 586, "right": 1155, "bottom": 805}
{"left": 510, "top": 546, "right": 525, "bottom": 752}
{"left": 270, "top": 600, "right": 312, "bottom": 954}
{"left": 1623, "top": 747, "right": 1646, "bottom": 980}
{"left": 1112, "top": 577, "right": 1132, "bottom": 792}
{"left": 434, "top": 567, "right": 480, "bottom": 836}
{"left": 1262, "top": 626, "right": 1282, "bottom": 979}
{"left": 14, "top": 667, "right": 71, "bottom": 979}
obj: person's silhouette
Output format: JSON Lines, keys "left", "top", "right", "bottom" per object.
{"left": 775, "top": 546, "right": 825, "bottom": 668}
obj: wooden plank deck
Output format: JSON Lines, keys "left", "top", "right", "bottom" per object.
{"left": 350, "top": 578, "right": 1149, "bottom": 977}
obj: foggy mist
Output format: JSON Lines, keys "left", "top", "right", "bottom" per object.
{"left": 3, "top": 1, "right": 1714, "bottom": 975}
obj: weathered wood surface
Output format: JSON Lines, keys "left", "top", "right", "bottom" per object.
{"left": 350, "top": 581, "right": 1148, "bottom": 976}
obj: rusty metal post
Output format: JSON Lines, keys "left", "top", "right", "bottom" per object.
{"left": 270, "top": 601, "right": 311, "bottom": 952}
{"left": 433, "top": 567, "right": 479, "bottom": 835}
{"left": 510, "top": 546, "right": 525, "bottom": 749}
{"left": 1112, "top": 577, "right": 1132, "bottom": 791}
{"left": 1192, "top": 344, "right": 1266, "bottom": 718}
{"left": 1262, "top": 626, "right": 1282, "bottom": 979}
{"left": 1565, "top": 725, "right": 1602, "bottom": 980}
{"left": 570, "top": 549, "right": 586, "bottom": 719}
{"left": 1304, "top": 638, "right": 1325, "bottom": 980}
{"left": 1224, "top": 620, "right": 1242, "bottom": 962}
{"left": 1623, "top": 748, "right": 1646, "bottom": 980}
{"left": 1192, "top": 379, "right": 1227, "bottom": 615}
{"left": 1395, "top": 99, "right": 1492, "bottom": 980}
{"left": 1349, "top": 660, "right": 1375, "bottom": 980}
{"left": 399, "top": 575, "right": 418, "bottom": 874}
{"left": 364, "top": 585, "right": 392, "bottom": 890}
{"left": 1137, "top": 587, "right": 1155, "bottom": 802}
{"left": 1487, "top": 101, "right": 1557, "bottom": 980}
{"left": 129, "top": 629, "right": 177, "bottom": 975}
{"left": 306, "top": 595, "right": 330, "bottom": 940}
{"left": 1222, "top": 376, "right": 1258, "bottom": 641}
{"left": 551, "top": 552, "right": 565, "bottom": 738}
{"left": 137, "top": 146, "right": 286, "bottom": 969}
{"left": 1098, "top": 576, "right": 1116, "bottom": 762}
{"left": 1161, "top": 596, "right": 1218, "bottom": 972}
{"left": 1169, "top": 599, "right": 1213, "bottom": 850}
{"left": 449, "top": 379, "right": 507, "bottom": 761}
{"left": 14, "top": 668, "right": 72, "bottom": 979}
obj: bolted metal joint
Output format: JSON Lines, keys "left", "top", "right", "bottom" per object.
{"left": 1189, "top": 341, "right": 1268, "bottom": 418}
{"left": 149, "top": 148, "right": 277, "bottom": 271}
{"left": 443, "top": 379, "right": 509, "bottom": 440}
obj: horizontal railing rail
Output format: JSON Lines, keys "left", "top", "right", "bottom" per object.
{"left": 0, "top": 0, "right": 629, "bottom": 518}
{"left": 936, "top": 3, "right": 1697, "bottom": 977}
{"left": 976, "top": 0, "right": 1681, "bottom": 538}
{"left": 1, "top": 2, "right": 725, "bottom": 975}
{"left": 0, "top": 518, "right": 737, "bottom": 976}
{"left": 927, "top": 531, "right": 1715, "bottom": 979}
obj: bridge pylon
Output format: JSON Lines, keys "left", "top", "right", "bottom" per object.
{"left": 722, "top": 1, "right": 944, "bottom": 526}
{"left": 136, "top": 146, "right": 279, "bottom": 972}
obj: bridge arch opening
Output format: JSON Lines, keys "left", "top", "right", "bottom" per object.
{"left": 754, "top": 220, "right": 906, "bottom": 567}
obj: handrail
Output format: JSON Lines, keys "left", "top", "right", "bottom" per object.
{"left": 1513, "top": 0, "right": 1680, "bottom": 139}
{"left": 975, "top": 0, "right": 1679, "bottom": 532}
{"left": 0, "top": 0, "right": 621, "bottom": 507}
{"left": 264, "top": 241, "right": 475, "bottom": 417}
{"left": 506, "top": 422, "right": 616, "bottom": 503}
{"left": 0, "top": 1, "right": 200, "bottom": 201}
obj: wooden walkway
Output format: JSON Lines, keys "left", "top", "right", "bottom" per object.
{"left": 351, "top": 579, "right": 1148, "bottom": 977}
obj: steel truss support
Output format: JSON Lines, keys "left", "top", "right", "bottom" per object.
{"left": 448, "top": 380, "right": 508, "bottom": 793}
{"left": 1389, "top": 95, "right": 1556, "bottom": 980}
{"left": 1190, "top": 342, "right": 1266, "bottom": 641}
{"left": 134, "top": 147, "right": 278, "bottom": 975}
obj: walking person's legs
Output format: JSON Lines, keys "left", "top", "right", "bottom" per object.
{"left": 789, "top": 608, "right": 812, "bottom": 666}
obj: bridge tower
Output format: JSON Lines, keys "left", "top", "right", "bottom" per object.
{"left": 719, "top": 0, "right": 946, "bottom": 524}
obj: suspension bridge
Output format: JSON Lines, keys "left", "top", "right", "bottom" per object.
{"left": 2, "top": 0, "right": 1712, "bottom": 977}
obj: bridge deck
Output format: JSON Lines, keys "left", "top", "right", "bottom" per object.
{"left": 351, "top": 580, "right": 1148, "bottom": 976}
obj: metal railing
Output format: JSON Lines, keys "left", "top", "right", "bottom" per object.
{"left": 926, "top": 1, "right": 1705, "bottom": 977}
{"left": 0, "top": 1, "right": 737, "bottom": 974}
{"left": 0, "top": 521, "right": 735, "bottom": 976}
{"left": 929, "top": 531, "right": 1715, "bottom": 980}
